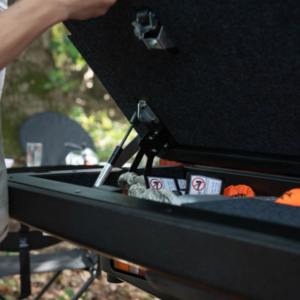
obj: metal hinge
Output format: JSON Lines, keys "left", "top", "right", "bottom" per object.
{"left": 137, "top": 100, "right": 159, "bottom": 124}
{"left": 132, "top": 9, "right": 176, "bottom": 51}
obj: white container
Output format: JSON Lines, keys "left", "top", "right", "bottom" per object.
{"left": 5, "top": 158, "right": 14, "bottom": 169}
{"left": 26, "top": 143, "right": 43, "bottom": 167}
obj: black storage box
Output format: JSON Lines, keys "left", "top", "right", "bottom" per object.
{"left": 7, "top": 1, "right": 300, "bottom": 299}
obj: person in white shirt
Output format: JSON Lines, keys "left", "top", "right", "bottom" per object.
{"left": 0, "top": 0, "right": 116, "bottom": 243}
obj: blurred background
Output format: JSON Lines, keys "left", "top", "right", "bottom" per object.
{"left": 2, "top": 23, "right": 133, "bottom": 166}
{"left": 0, "top": 20, "right": 158, "bottom": 300}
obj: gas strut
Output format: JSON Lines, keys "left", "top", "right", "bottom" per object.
{"left": 93, "top": 112, "right": 140, "bottom": 188}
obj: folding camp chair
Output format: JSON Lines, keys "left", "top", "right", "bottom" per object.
{"left": 19, "top": 111, "right": 97, "bottom": 166}
{"left": 0, "top": 112, "right": 101, "bottom": 299}
{"left": 0, "top": 224, "right": 100, "bottom": 299}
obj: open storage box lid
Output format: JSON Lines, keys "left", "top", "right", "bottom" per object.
{"left": 65, "top": 0, "right": 300, "bottom": 176}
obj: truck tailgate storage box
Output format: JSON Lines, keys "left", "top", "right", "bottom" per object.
{"left": 8, "top": 1, "right": 300, "bottom": 299}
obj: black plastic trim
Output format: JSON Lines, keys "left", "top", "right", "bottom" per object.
{"left": 163, "top": 146, "right": 300, "bottom": 177}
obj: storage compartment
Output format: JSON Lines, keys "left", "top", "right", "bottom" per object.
{"left": 36, "top": 165, "right": 300, "bottom": 197}
{"left": 8, "top": 165, "right": 300, "bottom": 300}
{"left": 36, "top": 166, "right": 186, "bottom": 189}
{"left": 29, "top": 165, "right": 300, "bottom": 232}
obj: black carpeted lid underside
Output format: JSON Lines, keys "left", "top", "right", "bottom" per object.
{"left": 65, "top": 1, "right": 300, "bottom": 160}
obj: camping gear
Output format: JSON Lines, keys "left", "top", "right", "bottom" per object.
{"left": 275, "top": 189, "right": 300, "bottom": 207}
{"left": 65, "top": 142, "right": 99, "bottom": 166}
{"left": 223, "top": 185, "right": 256, "bottom": 197}
{"left": 0, "top": 223, "right": 100, "bottom": 300}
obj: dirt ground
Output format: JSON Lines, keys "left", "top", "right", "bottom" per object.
{"left": 0, "top": 240, "right": 159, "bottom": 300}
{"left": 0, "top": 271, "right": 158, "bottom": 300}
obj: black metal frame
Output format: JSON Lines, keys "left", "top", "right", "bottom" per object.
{"left": 163, "top": 145, "right": 300, "bottom": 177}
{"left": 33, "top": 255, "right": 101, "bottom": 300}
{"left": 7, "top": 165, "right": 300, "bottom": 300}
{"left": 0, "top": 267, "right": 99, "bottom": 300}
{"left": 100, "top": 256, "right": 175, "bottom": 300}
{"left": 0, "top": 252, "right": 101, "bottom": 300}
{"left": 0, "top": 293, "right": 6, "bottom": 300}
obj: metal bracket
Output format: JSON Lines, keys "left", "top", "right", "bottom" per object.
{"left": 128, "top": 100, "right": 172, "bottom": 174}
{"left": 129, "top": 129, "right": 168, "bottom": 175}
{"left": 137, "top": 100, "right": 159, "bottom": 124}
{"left": 132, "top": 11, "right": 158, "bottom": 41}
{"left": 132, "top": 9, "right": 176, "bottom": 51}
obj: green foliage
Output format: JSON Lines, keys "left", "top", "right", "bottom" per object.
{"left": 43, "top": 24, "right": 86, "bottom": 92}
{"left": 1, "top": 252, "right": 15, "bottom": 256}
{"left": 50, "top": 25, "right": 86, "bottom": 69}
{"left": 8, "top": 280, "right": 16, "bottom": 286}
{"left": 43, "top": 69, "right": 80, "bottom": 92}
{"left": 64, "top": 288, "right": 74, "bottom": 298}
{"left": 44, "top": 24, "right": 86, "bottom": 93}
{"left": 69, "top": 106, "right": 136, "bottom": 162}
{"left": 55, "top": 274, "right": 62, "bottom": 285}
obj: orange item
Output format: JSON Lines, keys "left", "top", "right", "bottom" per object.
{"left": 275, "top": 189, "right": 300, "bottom": 207}
{"left": 159, "top": 159, "right": 182, "bottom": 166}
{"left": 223, "top": 185, "right": 256, "bottom": 197}
{"left": 114, "top": 260, "right": 129, "bottom": 272}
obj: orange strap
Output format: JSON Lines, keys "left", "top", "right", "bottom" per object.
{"left": 223, "top": 185, "right": 256, "bottom": 197}
{"left": 275, "top": 189, "right": 300, "bottom": 207}
{"left": 159, "top": 159, "right": 183, "bottom": 166}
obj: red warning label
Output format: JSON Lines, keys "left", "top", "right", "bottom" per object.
{"left": 188, "top": 175, "right": 222, "bottom": 195}
{"left": 150, "top": 178, "right": 163, "bottom": 191}
{"left": 192, "top": 177, "right": 206, "bottom": 192}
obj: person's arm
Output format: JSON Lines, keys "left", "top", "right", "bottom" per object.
{"left": 0, "top": 0, "right": 116, "bottom": 70}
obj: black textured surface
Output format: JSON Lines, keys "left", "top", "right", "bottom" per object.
{"left": 145, "top": 271, "right": 232, "bottom": 300}
{"left": 187, "top": 199, "right": 300, "bottom": 229}
{"left": 65, "top": 0, "right": 300, "bottom": 158}
{"left": 19, "top": 112, "right": 95, "bottom": 166}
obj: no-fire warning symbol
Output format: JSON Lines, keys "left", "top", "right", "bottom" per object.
{"left": 150, "top": 178, "right": 163, "bottom": 190}
{"left": 192, "top": 177, "right": 206, "bottom": 192}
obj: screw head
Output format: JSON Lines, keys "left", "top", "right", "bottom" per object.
{"left": 150, "top": 39, "right": 158, "bottom": 47}
{"left": 152, "top": 118, "right": 157, "bottom": 122}
{"left": 7, "top": 176, "right": 12, "bottom": 180}
{"left": 164, "top": 143, "right": 169, "bottom": 148}
{"left": 75, "top": 190, "right": 81, "bottom": 193}
{"left": 154, "top": 131, "right": 159, "bottom": 135}
{"left": 151, "top": 149, "right": 157, "bottom": 153}
{"left": 148, "top": 136, "right": 154, "bottom": 140}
